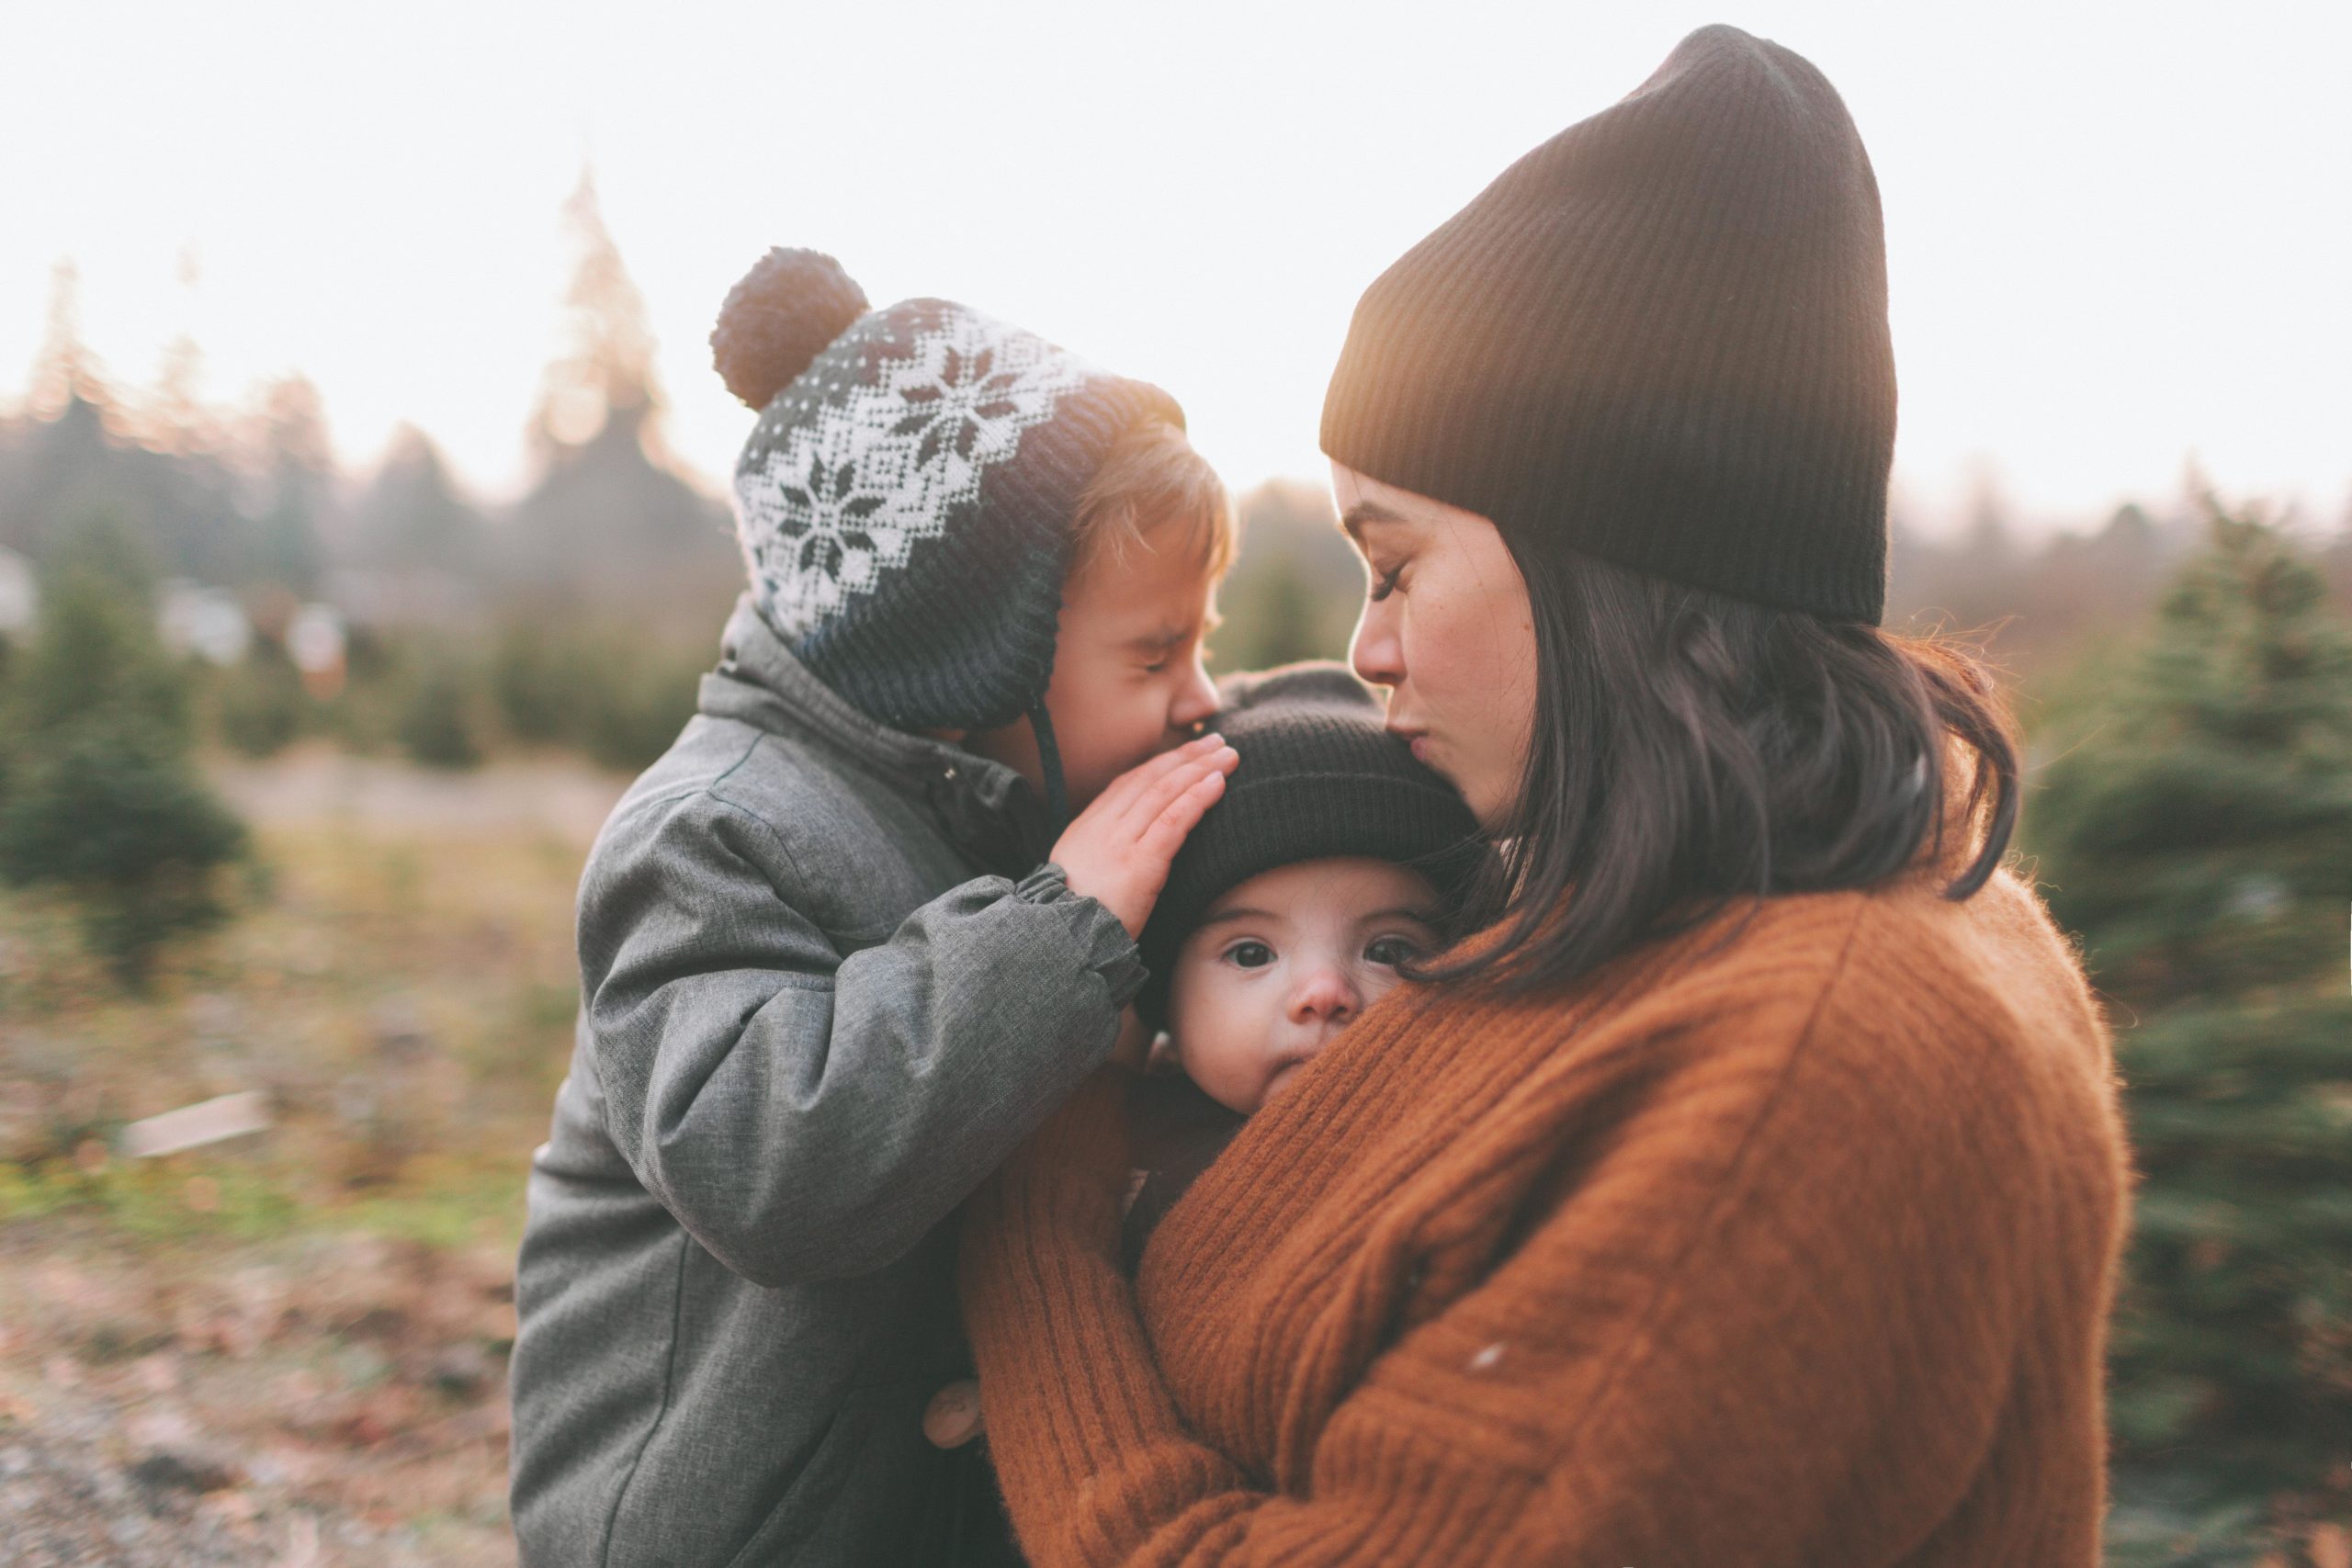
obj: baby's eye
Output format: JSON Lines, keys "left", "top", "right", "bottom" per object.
{"left": 1363, "top": 934, "right": 1421, "bottom": 967}
{"left": 1225, "top": 940, "right": 1274, "bottom": 969}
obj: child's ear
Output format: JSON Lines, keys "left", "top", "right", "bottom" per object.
{"left": 1107, "top": 1009, "right": 1155, "bottom": 1071}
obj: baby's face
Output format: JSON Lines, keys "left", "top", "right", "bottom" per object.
{"left": 1165, "top": 857, "right": 1442, "bottom": 1114}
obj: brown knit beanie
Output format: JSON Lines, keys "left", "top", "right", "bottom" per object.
{"left": 1320, "top": 24, "right": 1896, "bottom": 624}
{"left": 1136, "top": 664, "right": 1489, "bottom": 1026}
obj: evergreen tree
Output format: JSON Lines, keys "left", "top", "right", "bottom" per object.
{"left": 0, "top": 713, "right": 247, "bottom": 985}
{"left": 488, "top": 617, "right": 579, "bottom": 746}
{"left": 0, "top": 545, "right": 247, "bottom": 984}
{"left": 0, "top": 513, "right": 182, "bottom": 751}
{"left": 213, "top": 637, "right": 311, "bottom": 758}
{"left": 2029, "top": 508, "right": 2352, "bottom": 1552}
{"left": 1210, "top": 479, "right": 1365, "bottom": 675}
{"left": 24, "top": 259, "right": 106, "bottom": 425}
{"left": 575, "top": 639, "right": 705, "bottom": 772}
{"left": 2321, "top": 502, "right": 2352, "bottom": 617}
{"left": 505, "top": 169, "right": 738, "bottom": 619}
{"left": 526, "top": 169, "right": 662, "bottom": 457}
{"left": 6, "top": 260, "right": 256, "bottom": 587}
{"left": 352, "top": 424, "right": 487, "bottom": 575}
{"left": 1213, "top": 551, "right": 1333, "bottom": 672}
{"left": 245, "top": 375, "right": 334, "bottom": 592}
{"left": 393, "top": 654, "right": 484, "bottom": 770}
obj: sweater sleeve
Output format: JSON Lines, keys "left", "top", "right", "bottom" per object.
{"left": 959, "top": 940, "right": 2049, "bottom": 1566}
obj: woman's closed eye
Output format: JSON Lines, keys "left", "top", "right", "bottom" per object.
{"left": 1223, "top": 939, "right": 1276, "bottom": 969}
{"left": 1368, "top": 564, "right": 1405, "bottom": 602}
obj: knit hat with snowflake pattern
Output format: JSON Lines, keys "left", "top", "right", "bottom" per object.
{"left": 712, "top": 247, "right": 1184, "bottom": 823}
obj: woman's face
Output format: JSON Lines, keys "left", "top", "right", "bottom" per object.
{"left": 1331, "top": 463, "right": 1537, "bottom": 831}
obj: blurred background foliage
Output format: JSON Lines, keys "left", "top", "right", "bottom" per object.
{"left": 2026, "top": 517, "right": 2352, "bottom": 1565}
{"left": 0, "top": 184, "right": 2346, "bottom": 1563}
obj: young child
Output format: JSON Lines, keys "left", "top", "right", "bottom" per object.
{"left": 1118, "top": 664, "right": 1488, "bottom": 1271}
{"left": 507, "top": 248, "right": 1237, "bottom": 1568}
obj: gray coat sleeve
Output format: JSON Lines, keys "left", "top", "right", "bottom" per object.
{"left": 577, "top": 790, "right": 1142, "bottom": 1288}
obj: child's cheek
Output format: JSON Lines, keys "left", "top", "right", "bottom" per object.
{"left": 1181, "top": 982, "right": 1270, "bottom": 1115}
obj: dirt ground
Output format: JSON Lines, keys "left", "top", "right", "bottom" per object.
{"left": 0, "top": 749, "right": 626, "bottom": 1565}
{"left": 0, "top": 1225, "right": 519, "bottom": 1566}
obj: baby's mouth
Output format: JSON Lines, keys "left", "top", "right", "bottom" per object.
{"left": 1260, "top": 1046, "right": 1327, "bottom": 1107}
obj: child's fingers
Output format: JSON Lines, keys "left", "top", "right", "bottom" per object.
{"left": 1134, "top": 766, "right": 1229, "bottom": 864}
{"left": 922, "top": 1380, "right": 984, "bottom": 1449}
{"left": 1114, "top": 744, "right": 1238, "bottom": 838}
{"left": 1090, "top": 733, "right": 1227, "bottom": 825}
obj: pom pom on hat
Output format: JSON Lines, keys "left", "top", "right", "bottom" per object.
{"left": 711, "top": 248, "right": 869, "bottom": 411}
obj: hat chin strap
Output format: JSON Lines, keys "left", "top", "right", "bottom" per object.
{"left": 1028, "top": 701, "right": 1070, "bottom": 840}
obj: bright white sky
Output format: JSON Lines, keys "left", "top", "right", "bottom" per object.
{"left": 3, "top": 1, "right": 2346, "bottom": 536}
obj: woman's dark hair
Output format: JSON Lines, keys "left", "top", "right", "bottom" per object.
{"left": 1423, "top": 535, "right": 2019, "bottom": 997}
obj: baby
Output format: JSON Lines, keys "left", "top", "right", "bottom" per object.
{"left": 1120, "top": 663, "right": 1488, "bottom": 1269}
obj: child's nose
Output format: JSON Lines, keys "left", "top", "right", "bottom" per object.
{"left": 1288, "top": 964, "right": 1361, "bottom": 1027}
{"left": 1170, "top": 655, "right": 1218, "bottom": 732}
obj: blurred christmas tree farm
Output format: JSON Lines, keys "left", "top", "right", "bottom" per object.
{"left": 2029, "top": 506, "right": 2352, "bottom": 1558}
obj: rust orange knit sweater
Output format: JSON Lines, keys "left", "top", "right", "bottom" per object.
{"left": 959, "top": 836, "right": 2133, "bottom": 1566}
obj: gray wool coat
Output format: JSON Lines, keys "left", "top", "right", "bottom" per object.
{"left": 509, "top": 595, "right": 1140, "bottom": 1567}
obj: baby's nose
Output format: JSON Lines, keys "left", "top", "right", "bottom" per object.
{"left": 1288, "top": 965, "right": 1361, "bottom": 1025}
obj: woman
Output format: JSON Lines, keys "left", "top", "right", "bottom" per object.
{"left": 958, "top": 24, "right": 2130, "bottom": 1566}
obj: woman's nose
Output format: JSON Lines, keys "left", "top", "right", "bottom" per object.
{"left": 1288, "top": 964, "right": 1361, "bottom": 1027}
{"left": 1350, "top": 603, "right": 1402, "bottom": 691}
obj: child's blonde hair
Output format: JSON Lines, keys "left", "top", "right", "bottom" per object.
{"left": 1069, "top": 419, "right": 1238, "bottom": 582}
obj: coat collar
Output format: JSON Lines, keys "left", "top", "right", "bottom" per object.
{"left": 698, "top": 593, "right": 1049, "bottom": 871}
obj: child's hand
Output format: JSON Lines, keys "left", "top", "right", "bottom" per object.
{"left": 1052, "top": 732, "right": 1238, "bottom": 939}
{"left": 922, "top": 1379, "right": 984, "bottom": 1449}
